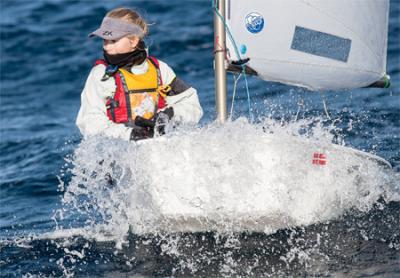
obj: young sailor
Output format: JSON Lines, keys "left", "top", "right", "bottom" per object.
{"left": 76, "top": 8, "right": 203, "bottom": 141}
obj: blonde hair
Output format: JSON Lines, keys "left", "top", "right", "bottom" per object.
{"left": 106, "top": 7, "right": 148, "bottom": 39}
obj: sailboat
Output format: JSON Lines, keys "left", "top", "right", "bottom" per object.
{"left": 130, "top": 0, "right": 392, "bottom": 234}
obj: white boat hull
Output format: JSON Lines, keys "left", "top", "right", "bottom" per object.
{"left": 129, "top": 133, "right": 391, "bottom": 234}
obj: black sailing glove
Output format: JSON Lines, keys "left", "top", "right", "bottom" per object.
{"left": 154, "top": 107, "right": 174, "bottom": 135}
{"left": 130, "top": 118, "right": 154, "bottom": 141}
{"left": 130, "top": 107, "right": 174, "bottom": 140}
{"left": 130, "top": 126, "right": 154, "bottom": 141}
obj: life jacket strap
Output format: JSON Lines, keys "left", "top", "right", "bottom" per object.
{"left": 105, "top": 97, "right": 119, "bottom": 122}
{"left": 128, "top": 88, "right": 159, "bottom": 94}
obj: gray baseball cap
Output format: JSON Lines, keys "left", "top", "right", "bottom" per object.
{"left": 89, "top": 17, "right": 144, "bottom": 40}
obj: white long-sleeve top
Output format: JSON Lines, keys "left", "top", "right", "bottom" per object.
{"left": 76, "top": 59, "right": 203, "bottom": 140}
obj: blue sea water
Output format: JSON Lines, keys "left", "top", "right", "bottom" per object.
{"left": 0, "top": 0, "right": 399, "bottom": 277}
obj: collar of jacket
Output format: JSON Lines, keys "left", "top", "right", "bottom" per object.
{"left": 130, "top": 59, "right": 149, "bottom": 75}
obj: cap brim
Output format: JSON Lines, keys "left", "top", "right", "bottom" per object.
{"left": 88, "top": 28, "right": 126, "bottom": 40}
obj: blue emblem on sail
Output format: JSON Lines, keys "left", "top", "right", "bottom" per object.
{"left": 245, "top": 12, "right": 264, "bottom": 34}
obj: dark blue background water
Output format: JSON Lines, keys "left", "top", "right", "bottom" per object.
{"left": 1, "top": 0, "right": 399, "bottom": 277}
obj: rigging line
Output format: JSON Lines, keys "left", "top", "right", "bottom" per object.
{"left": 320, "top": 92, "right": 332, "bottom": 120}
{"left": 212, "top": 0, "right": 241, "bottom": 59}
{"left": 242, "top": 66, "right": 254, "bottom": 122}
{"left": 229, "top": 72, "right": 242, "bottom": 121}
{"left": 295, "top": 96, "right": 305, "bottom": 121}
{"left": 212, "top": 0, "right": 253, "bottom": 121}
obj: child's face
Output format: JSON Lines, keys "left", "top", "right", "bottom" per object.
{"left": 103, "top": 36, "right": 139, "bottom": 55}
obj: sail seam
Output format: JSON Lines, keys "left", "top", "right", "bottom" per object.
{"left": 253, "top": 57, "right": 384, "bottom": 76}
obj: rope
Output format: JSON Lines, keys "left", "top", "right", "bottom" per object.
{"left": 212, "top": 0, "right": 253, "bottom": 122}
{"left": 229, "top": 73, "right": 242, "bottom": 120}
{"left": 320, "top": 92, "right": 332, "bottom": 120}
{"left": 242, "top": 67, "right": 253, "bottom": 122}
{"left": 295, "top": 96, "right": 305, "bottom": 121}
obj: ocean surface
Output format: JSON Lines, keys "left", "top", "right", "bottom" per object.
{"left": 1, "top": 0, "right": 399, "bottom": 277}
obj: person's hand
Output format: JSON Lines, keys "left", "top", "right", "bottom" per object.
{"left": 134, "top": 116, "right": 155, "bottom": 129}
{"left": 130, "top": 107, "right": 174, "bottom": 140}
{"left": 154, "top": 107, "right": 174, "bottom": 135}
{"left": 130, "top": 123, "right": 154, "bottom": 141}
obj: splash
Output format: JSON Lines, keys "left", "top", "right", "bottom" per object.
{"left": 2, "top": 118, "right": 398, "bottom": 277}
{"left": 55, "top": 118, "right": 399, "bottom": 243}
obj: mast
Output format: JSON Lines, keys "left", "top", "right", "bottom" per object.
{"left": 214, "top": 0, "right": 227, "bottom": 123}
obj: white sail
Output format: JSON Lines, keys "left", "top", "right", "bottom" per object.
{"left": 225, "top": 0, "right": 389, "bottom": 90}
